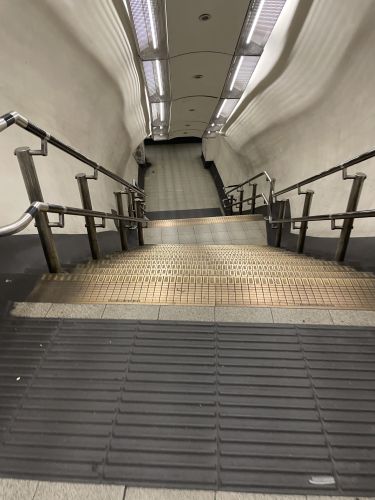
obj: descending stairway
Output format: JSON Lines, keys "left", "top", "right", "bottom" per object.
{"left": 28, "top": 214, "right": 375, "bottom": 309}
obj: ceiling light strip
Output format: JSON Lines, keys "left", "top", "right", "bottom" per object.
{"left": 156, "top": 59, "right": 164, "bottom": 96}
{"left": 216, "top": 99, "right": 227, "bottom": 119}
{"left": 229, "top": 56, "right": 244, "bottom": 91}
{"left": 246, "top": 0, "right": 267, "bottom": 44}
{"left": 146, "top": 0, "right": 158, "bottom": 49}
{"left": 205, "top": 0, "right": 286, "bottom": 138}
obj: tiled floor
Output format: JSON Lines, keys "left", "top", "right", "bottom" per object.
{"left": 144, "top": 220, "right": 267, "bottom": 245}
{"left": 145, "top": 143, "right": 221, "bottom": 212}
{"left": 10, "top": 301, "right": 375, "bottom": 325}
{"left": 0, "top": 480, "right": 371, "bottom": 500}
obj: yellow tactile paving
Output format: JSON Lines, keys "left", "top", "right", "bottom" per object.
{"left": 29, "top": 244, "right": 375, "bottom": 310}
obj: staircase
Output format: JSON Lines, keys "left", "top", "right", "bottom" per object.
{"left": 28, "top": 216, "right": 375, "bottom": 310}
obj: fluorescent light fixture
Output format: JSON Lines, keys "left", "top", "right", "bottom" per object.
{"left": 216, "top": 99, "right": 227, "bottom": 119}
{"left": 246, "top": 0, "right": 266, "bottom": 44}
{"left": 123, "top": 0, "right": 130, "bottom": 16}
{"left": 229, "top": 56, "right": 244, "bottom": 91}
{"left": 147, "top": 0, "right": 158, "bottom": 49}
{"left": 156, "top": 59, "right": 164, "bottom": 95}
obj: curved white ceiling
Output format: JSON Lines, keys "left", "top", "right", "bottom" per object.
{"left": 166, "top": 0, "right": 250, "bottom": 138}
{"left": 167, "top": 0, "right": 249, "bottom": 56}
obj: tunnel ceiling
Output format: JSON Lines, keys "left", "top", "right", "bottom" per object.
{"left": 125, "top": 0, "right": 286, "bottom": 141}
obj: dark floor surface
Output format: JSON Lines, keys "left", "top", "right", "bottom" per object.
{"left": 0, "top": 317, "right": 374, "bottom": 495}
{"left": 146, "top": 208, "right": 222, "bottom": 220}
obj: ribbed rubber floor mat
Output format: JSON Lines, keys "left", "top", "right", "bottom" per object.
{"left": 0, "top": 318, "right": 374, "bottom": 495}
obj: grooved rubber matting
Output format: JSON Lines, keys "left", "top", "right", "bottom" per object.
{"left": 0, "top": 317, "right": 375, "bottom": 495}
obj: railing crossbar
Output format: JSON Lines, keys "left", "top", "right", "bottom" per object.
{"left": 274, "top": 148, "right": 375, "bottom": 197}
{"left": 0, "top": 111, "right": 144, "bottom": 196}
{"left": 224, "top": 171, "right": 272, "bottom": 196}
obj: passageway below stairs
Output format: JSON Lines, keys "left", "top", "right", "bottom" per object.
{"left": 144, "top": 143, "right": 222, "bottom": 216}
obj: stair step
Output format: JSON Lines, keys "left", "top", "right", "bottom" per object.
{"left": 27, "top": 242, "right": 375, "bottom": 309}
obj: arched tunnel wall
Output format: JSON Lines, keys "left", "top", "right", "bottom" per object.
{"left": 203, "top": 0, "right": 375, "bottom": 267}
{"left": 0, "top": 0, "right": 148, "bottom": 235}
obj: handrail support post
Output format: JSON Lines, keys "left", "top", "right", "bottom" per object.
{"left": 275, "top": 200, "right": 285, "bottom": 248}
{"left": 335, "top": 173, "right": 366, "bottom": 262}
{"left": 114, "top": 192, "right": 129, "bottom": 251}
{"left": 296, "top": 189, "right": 314, "bottom": 253}
{"left": 76, "top": 173, "right": 100, "bottom": 259}
{"left": 15, "top": 147, "right": 61, "bottom": 273}
{"left": 238, "top": 188, "right": 244, "bottom": 215}
{"left": 251, "top": 184, "right": 257, "bottom": 214}
{"left": 135, "top": 198, "right": 145, "bottom": 246}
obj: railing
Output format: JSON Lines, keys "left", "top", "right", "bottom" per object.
{"left": 223, "top": 147, "right": 375, "bottom": 262}
{"left": 0, "top": 111, "right": 146, "bottom": 273}
{"left": 223, "top": 171, "right": 274, "bottom": 215}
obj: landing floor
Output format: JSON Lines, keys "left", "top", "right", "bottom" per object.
{"left": 1, "top": 317, "right": 374, "bottom": 495}
{"left": 144, "top": 143, "right": 221, "bottom": 212}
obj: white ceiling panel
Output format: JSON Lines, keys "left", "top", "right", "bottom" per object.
{"left": 169, "top": 127, "right": 206, "bottom": 139}
{"left": 170, "top": 96, "right": 218, "bottom": 124}
{"left": 166, "top": 0, "right": 250, "bottom": 57}
{"left": 170, "top": 52, "right": 232, "bottom": 100}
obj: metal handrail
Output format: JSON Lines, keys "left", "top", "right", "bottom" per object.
{"left": 224, "top": 170, "right": 272, "bottom": 196}
{"left": 274, "top": 147, "right": 375, "bottom": 197}
{"left": 227, "top": 193, "right": 263, "bottom": 208}
{"left": 222, "top": 148, "right": 375, "bottom": 262}
{"left": 270, "top": 208, "right": 375, "bottom": 225}
{"left": 0, "top": 111, "right": 144, "bottom": 197}
{"left": 0, "top": 201, "right": 146, "bottom": 238}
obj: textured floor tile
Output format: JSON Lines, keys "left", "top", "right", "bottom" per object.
{"left": 144, "top": 235, "right": 163, "bottom": 244}
{"left": 103, "top": 304, "right": 160, "bottom": 320}
{"left": 212, "top": 233, "right": 230, "bottom": 243}
{"left": 177, "top": 226, "right": 195, "bottom": 235}
{"left": 46, "top": 304, "right": 105, "bottom": 318}
{"left": 196, "top": 235, "right": 214, "bottom": 243}
{"left": 271, "top": 308, "right": 333, "bottom": 324}
{"left": 178, "top": 233, "right": 197, "bottom": 243}
{"left": 329, "top": 309, "right": 375, "bottom": 326}
{"left": 230, "top": 239, "right": 253, "bottom": 244}
{"left": 210, "top": 224, "right": 228, "bottom": 233}
{"left": 217, "top": 495, "right": 307, "bottom": 500}
{"left": 162, "top": 235, "right": 179, "bottom": 243}
{"left": 0, "top": 478, "right": 39, "bottom": 500}
{"left": 10, "top": 302, "right": 52, "bottom": 318}
{"left": 34, "top": 481, "right": 124, "bottom": 500}
{"left": 307, "top": 497, "right": 354, "bottom": 500}
{"left": 126, "top": 488, "right": 215, "bottom": 500}
{"left": 144, "top": 228, "right": 162, "bottom": 237}
{"left": 215, "top": 306, "right": 273, "bottom": 323}
{"left": 226, "top": 229, "right": 247, "bottom": 238}
{"left": 159, "top": 306, "right": 215, "bottom": 321}
{"left": 161, "top": 227, "right": 179, "bottom": 236}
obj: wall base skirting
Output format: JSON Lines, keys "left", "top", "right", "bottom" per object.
{"left": 256, "top": 203, "right": 375, "bottom": 273}
{"left": 200, "top": 154, "right": 231, "bottom": 215}
{"left": 0, "top": 229, "right": 140, "bottom": 275}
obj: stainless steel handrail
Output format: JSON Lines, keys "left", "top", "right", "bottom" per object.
{"left": 274, "top": 147, "right": 375, "bottom": 197}
{"left": 228, "top": 193, "right": 263, "bottom": 208}
{"left": 224, "top": 170, "right": 272, "bottom": 196}
{"left": 0, "top": 111, "right": 144, "bottom": 197}
{"left": 0, "top": 201, "right": 146, "bottom": 238}
{"left": 270, "top": 208, "right": 375, "bottom": 225}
